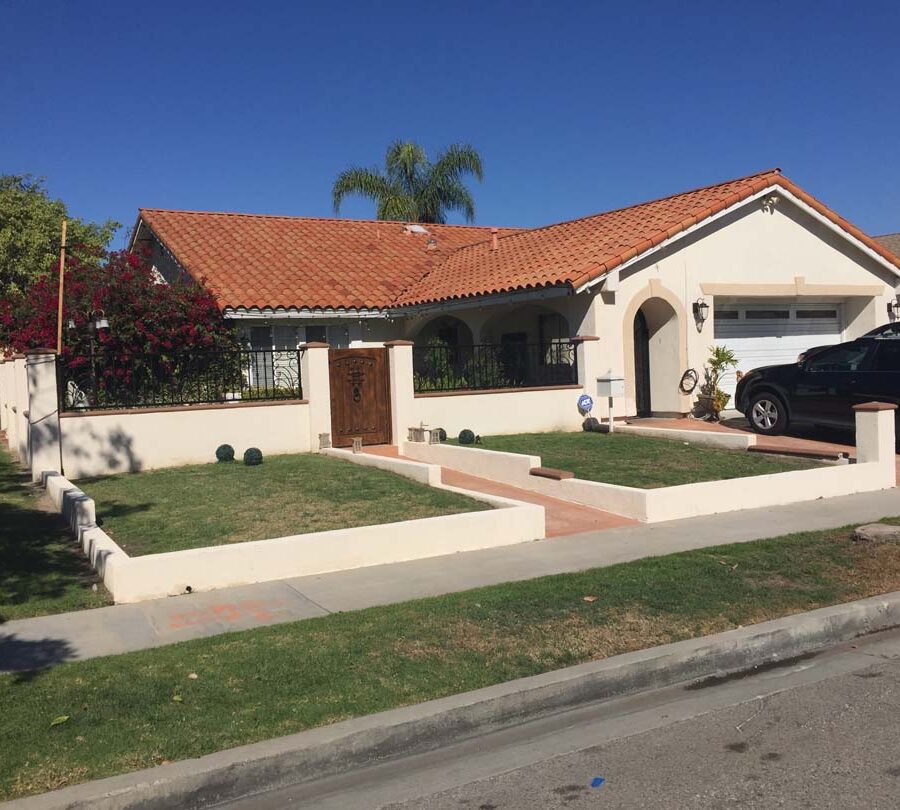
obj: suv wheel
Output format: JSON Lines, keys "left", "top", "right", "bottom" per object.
{"left": 748, "top": 393, "right": 788, "bottom": 435}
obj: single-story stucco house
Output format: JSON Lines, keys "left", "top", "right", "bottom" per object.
{"left": 129, "top": 168, "right": 900, "bottom": 420}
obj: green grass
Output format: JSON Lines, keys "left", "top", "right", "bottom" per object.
{"left": 451, "top": 432, "right": 821, "bottom": 488}
{"left": 0, "top": 445, "right": 110, "bottom": 622}
{"left": 2, "top": 519, "right": 900, "bottom": 799}
{"left": 82, "top": 453, "right": 487, "bottom": 556}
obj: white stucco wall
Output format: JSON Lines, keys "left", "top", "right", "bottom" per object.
{"left": 588, "top": 198, "right": 898, "bottom": 416}
{"left": 412, "top": 386, "right": 584, "bottom": 437}
{"left": 60, "top": 401, "right": 311, "bottom": 479}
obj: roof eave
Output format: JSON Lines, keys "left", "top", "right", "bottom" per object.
{"left": 574, "top": 181, "right": 900, "bottom": 294}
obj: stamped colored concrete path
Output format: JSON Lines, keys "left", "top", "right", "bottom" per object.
{"left": 2, "top": 487, "right": 898, "bottom": 673}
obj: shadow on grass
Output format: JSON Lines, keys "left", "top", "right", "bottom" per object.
{"left": 0, "top": 450, "right": 106, "bottom": 623}
{"left": 0, "top": 633, "right": 75, "bottom": 680}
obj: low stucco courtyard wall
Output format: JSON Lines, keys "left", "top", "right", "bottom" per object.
{"left": 402, "top": 407, "right": 896, "bottom": 522}
{"left": 60, "top": 400, "right": 311, "bottom": 479}
{"left": 42, "top": 461, "right": 543, "bottom": 603}
{"left": 412, "top": 385, "right": 584, "bottom": 437}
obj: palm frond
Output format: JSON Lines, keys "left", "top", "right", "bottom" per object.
{"left": 385, "top": 141, "right": 428, "bottom": 197}
{"left": 431, "top": 143, "right": 484, "bottom": 184}
{"left": 332, "top": 168, "right": 396, "bottom": 214}
{"left": 431, "top": 177, "right": 476, "bottom": 223}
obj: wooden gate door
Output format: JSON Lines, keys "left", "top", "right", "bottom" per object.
{"left": 328, "top": 348, "right": 392, "bottom": 447}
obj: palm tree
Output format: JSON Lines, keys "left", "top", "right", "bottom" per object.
{"left": 332, "top": 141, "right": 484, "bottom": 224}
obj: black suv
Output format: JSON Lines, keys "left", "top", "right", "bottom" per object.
{"left": 734, "top": 335, "right": 900, "bottom": 435}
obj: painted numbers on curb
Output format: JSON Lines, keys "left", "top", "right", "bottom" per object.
{"left": 167, "top": 599, "right": 290, "bottom": 631}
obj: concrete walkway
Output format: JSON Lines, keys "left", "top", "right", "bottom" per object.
{"left": 363, "top": 444, "right": 635, "bottom": 536}
{"left": 2, "top": 487, "right": 898, "bottom": 672}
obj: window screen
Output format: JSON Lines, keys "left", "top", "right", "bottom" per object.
{"left": 796, "top": 310, "right": 838, "bottom": 319}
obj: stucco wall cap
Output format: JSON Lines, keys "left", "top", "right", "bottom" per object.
{"left": 299, "top": 342, "right": 330, "bottom": 349}
{"left": 25, "top": 347, "right": 57, "bottom": 356}
{"left": 853, "top": 401, "right": 898, "bottom": 412}
{"left": 384, "top": 340, "right": 415, "bottom": 347}
{"left": 10, "top": 353, "right": 26, "bottom": 360}
{"left": 569, "top": 335, "right": 600, "bottom": 345}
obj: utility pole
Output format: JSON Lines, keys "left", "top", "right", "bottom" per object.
{"left": 56, "top": 220, "right": 67, "bottom": 354}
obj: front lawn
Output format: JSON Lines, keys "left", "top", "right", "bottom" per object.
{"left": 453, "top": 432, "right": 821, "bottom": 488}
{"left": 83, "top": 453, "right": 487, "bottom": 556}
{"left": 0, "top": 445, "right": 110, "bottom": 622}
{"left": 2, "top": 519, "right": 899, "bottom": 800}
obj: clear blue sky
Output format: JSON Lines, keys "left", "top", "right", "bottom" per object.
{"left": 3, "top": 1, "right": 899, "bottom": 246}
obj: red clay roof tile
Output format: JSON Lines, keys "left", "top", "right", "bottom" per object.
{"left": 136, "top": 170, "right": 900, "bottom": 311}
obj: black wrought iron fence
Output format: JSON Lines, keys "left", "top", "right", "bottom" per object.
{"left": 57, "top": 349, "right": 303, "bottom": 411}
{"left": 413, "top": 342, "right": 577, "bottom": 393}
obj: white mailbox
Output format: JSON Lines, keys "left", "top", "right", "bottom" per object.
{"left": 596, "top": 376, "right": 626, "bottom": 433}
{"left": 597, "top": 376, "right": 625, "bottom": 398}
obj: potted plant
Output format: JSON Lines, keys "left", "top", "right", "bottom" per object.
{"left": 695, "top": 345, "right": 738, "bottom": 421}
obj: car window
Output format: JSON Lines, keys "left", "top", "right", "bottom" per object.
{"left": 874, "top": 341, "right": 900, "bottom": 372}
{"left": 806, "top": 343, "right": 870, "bottom": 372}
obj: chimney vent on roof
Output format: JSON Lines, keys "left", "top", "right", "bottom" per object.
{"left": 491, "top": 228, "right": 498, "bottom": 251}
{"left": 426, "top": 237, "right": 438, "bottom": 251}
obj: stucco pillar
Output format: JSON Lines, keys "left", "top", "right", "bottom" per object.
{"left": 854, "top": 402, "right": 897, "bottom": 486}
{"left": 26, "top": 349, "right": 62, "bottom": 482}
{"left": 0, "top": 358, "right": 9, "bottom": 433}
{"left": 11, "top": 355, "right": 28, "bottom": 460}
{"left": 300, "top": 342, "right": 332, "bottom": 451}
{"left": 570, "top": 336, "right": 601, "bottom": 391}
{"left": 385, "top": 340, "right": 414, "bottom": 446}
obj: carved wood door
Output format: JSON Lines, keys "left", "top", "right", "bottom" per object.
{"left": 328, "top": 348, "right": 392, "bottom": 446}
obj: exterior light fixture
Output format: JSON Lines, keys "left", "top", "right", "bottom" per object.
{"left": 692, "top": 298, "right": 710, "bottom": 331}
{"left": 91, "top": 310, "right": 110, "bottom": 331}
{"left": 888, "top": 300, "right": 900, "bottom": 320}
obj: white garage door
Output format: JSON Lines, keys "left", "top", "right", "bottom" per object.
{"left": 713, "top": 301, "right": 843, "bottom": 401}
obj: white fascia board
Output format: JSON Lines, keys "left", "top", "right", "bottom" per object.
{"left": 224, "top": 307, "right": 390, "bottom": 320}
{"left": 575, "top": 184, "right": 900, "bottom": 294}
{"left": 390, "top": 284, "right": 574, "bottom": 317}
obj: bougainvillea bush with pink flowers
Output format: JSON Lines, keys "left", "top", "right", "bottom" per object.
{"left": 0, "top": 248, "right": 240, "bottom": 407}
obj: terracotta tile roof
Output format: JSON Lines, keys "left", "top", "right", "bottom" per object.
{"left": 136, "top": 170, "right": 900, "bottom": 312}
{"left": 396, "top": 169, "right": 900, "bottom": 306}
{"left": 875, "top": 232, "right": 900, "bottom": 259}
{"left": 136, "top": 209, "right": 520, "bottom": 311}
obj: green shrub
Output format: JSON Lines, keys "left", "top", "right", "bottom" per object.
{"left": 437, "top": 427, "right": 447, "bottom": 442}
{"left": 458, "top": 429, "right": 475, "bottom": 445}
{"left": 243, "top": 447, "right": 263, "bottom": 466}
{"left": 215, "top": 444, "right": 235, "bottom": 463}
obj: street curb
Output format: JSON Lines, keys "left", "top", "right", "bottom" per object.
{"left": 6, "top": 590, "right": 900, "bottom": 809}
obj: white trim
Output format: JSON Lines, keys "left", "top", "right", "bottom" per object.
{"left": 224, "top": 307, "right": 390, "bottom": 320}
{"left": 576, "top": 184, "right": 900, "bottom": 294}
{"left": 391, "top": 285, "right": 573, "bottom": 316}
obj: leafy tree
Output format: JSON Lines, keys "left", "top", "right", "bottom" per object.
{"left": 0, "top": 248, "right": 238, "bottom": 406}
{"left": 0, "top": 174, "right": 120, "bottom": 297}
{"left": 332, "top": 141, "right": 484, "bottom": 223}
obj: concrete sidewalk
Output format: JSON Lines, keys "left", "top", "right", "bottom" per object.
{"left": 2, "top": 487, "right": 898, "bottom": 672}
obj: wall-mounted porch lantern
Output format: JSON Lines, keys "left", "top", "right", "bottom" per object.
{"left": 692, "top": 298, "right": 710, "bottom": 331}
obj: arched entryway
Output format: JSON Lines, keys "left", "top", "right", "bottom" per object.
{"left": 633, "top": 310, "right": 651, "bottom": 416}
{"left": 629, "top": 296, "right": 682, "bottom": 416}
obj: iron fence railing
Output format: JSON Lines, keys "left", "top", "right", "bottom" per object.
{"left": 57, "top": 349, "right": 303, "bottom": 411}
{"left": 413, "top": 342, "right": 577, "bottom": 393}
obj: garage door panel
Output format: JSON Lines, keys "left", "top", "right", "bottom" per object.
{"left": 713, "top": 301, "right": 842, "bottom": 400}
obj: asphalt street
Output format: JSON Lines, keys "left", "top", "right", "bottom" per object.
{"left": 215, "top": 626, "right": 900, "bottom": 810}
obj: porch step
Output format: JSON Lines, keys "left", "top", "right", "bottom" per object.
{"left": 749, "top": 444, "right": 848, "bottom": 462}
{"left": 530, "top": 466, "right": 575, "bottom": 481}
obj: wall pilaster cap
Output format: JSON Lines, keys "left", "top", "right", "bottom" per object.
{"left": 384, "top": 340, "right": 414, "bottom": 348}
{"left": 25, "top": 348, "right": 58, "bottom": 357}
{"left": 10, "top": 353, "right": 26, "bottom": 360}
{"left": 853, "top": 401, "right": 898, "bottom": 412}
{"left": 569, "top": 335, "right": 600, "bottom": 345}
{"left": 299, "top": 342, "right": 330, "bottom": 349}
